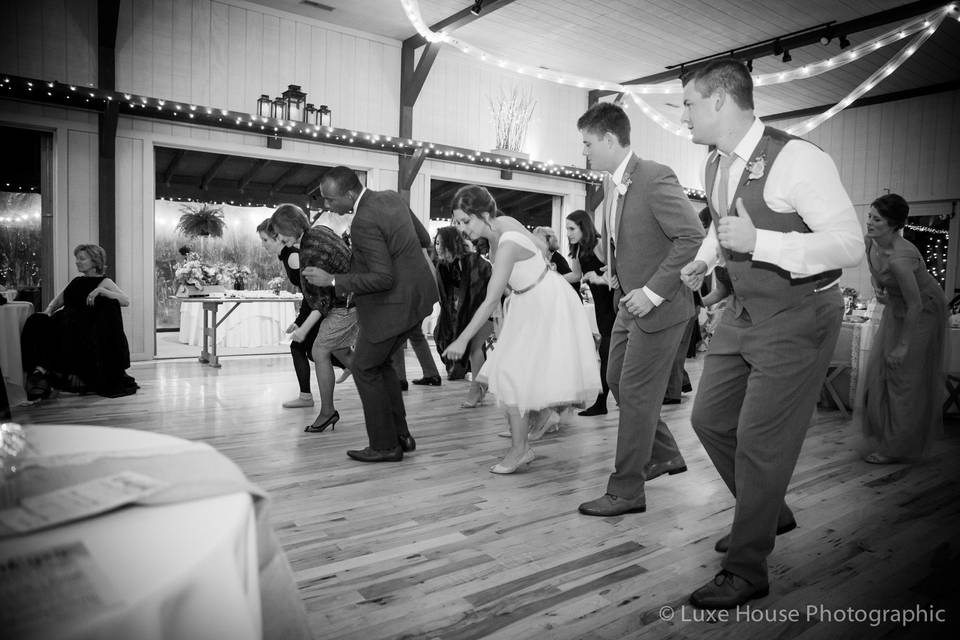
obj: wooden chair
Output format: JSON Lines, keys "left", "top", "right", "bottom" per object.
{"left": 822, "top": 360, "right": 852, "bottom": 419}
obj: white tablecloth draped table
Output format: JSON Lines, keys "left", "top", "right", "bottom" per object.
{"left": 0, "top": 425, "right": 312, "bottom": 640}
{"left": 1, "top": 301, "right": 35, "bottom": 404}
{"left": 178, "top": 292, "right": 300, "bottom": 348}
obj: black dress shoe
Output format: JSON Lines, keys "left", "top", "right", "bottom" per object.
{"left": 645, "top": 456, "right": 687, "bottom": 481}
{"left": 689, "top": 570, "right": 769, "bottom": 609}
{"left": 346, "top": 446, "right": 404, "bottom": 462}
{"left": 662, "top": 397, "right": 681, "bottom": 405}
{"left": 578, "top": 401, "right": 607, "bottom": 416}
{"left": 400, "top": 380, "right": 409, "bottom": 391}
{"left": 398, "top": 434, "right": 416, "bottom": 452}
{"left": 412, "top": 375, "right": 441, "bottom": 386}
{"left": 578, "top": 493, "right": 646, "bottom": 516}
{"left": 682, "top": 382, "right": 693, "bottom": 393}
{"left": 714, "top": 519, "right": 797, "bottom": 553}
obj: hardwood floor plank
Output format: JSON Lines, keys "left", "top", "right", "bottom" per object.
{"left": 10, "top": 350, "right": 959, "bottom": 639}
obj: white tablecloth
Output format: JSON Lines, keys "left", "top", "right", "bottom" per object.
{"left": 178, "top": 298, "right": 298, "bottom": 348}
{"left": 1, "top": 301, "right": 34, "bottom": 403}
{"left": 1, "top": 426, "right": 263, "bottom": 640}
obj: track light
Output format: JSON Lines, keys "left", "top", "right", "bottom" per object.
{"left": 471, "top": 0, "right": 483, "bottom": 15}
{"left": 746, "top": 59, "right": 753, "bottom": 72}
{"left": 838, "top": 34, "right": 851, "bottom": 49}
{"left": 782, "top": 50, "right": 792, "bottom": 63}
{"left": 773, "top": 39, "right": 783, "bottom": 56}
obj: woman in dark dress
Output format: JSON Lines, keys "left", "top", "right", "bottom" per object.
{"left": 565, "top": 209, "right": 615, "bottom": 416}
{"left": 433, "top": 226, "right": 494, "bottom": 408}
{"left": 534, "top": 226, "right": 581, "bottom": 297}
{"left": 861, "top": 194, "right": 947, "bottom": 463}
{"left": 21, "top": 244, "right": 138, "bottom": 399}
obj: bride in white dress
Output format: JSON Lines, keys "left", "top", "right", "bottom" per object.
{"left": 442, "top": 185, "right": 601, "bottom": 474}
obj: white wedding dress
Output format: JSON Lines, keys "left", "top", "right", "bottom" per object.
{"left": 478, "top": 230, "right": 601, "bottom": 414}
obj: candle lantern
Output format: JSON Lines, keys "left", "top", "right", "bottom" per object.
{"left": 282, "top": 84, "right": 307, "bottom": 122}
{"left": 256, "top": 94, "right": 272, "bottom": 118}
{"left": 304, "top": 103, "right": 317, "bottom": 125}
{"left": 271, "top": 96, "right": 284, "bottom": 119}
{"left": 319, "top": 105, "right": 332, "bottom": 128}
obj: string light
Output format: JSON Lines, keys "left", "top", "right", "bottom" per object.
{"left": 786, "top": 15, "right": 943, "bottom": 135}
{"left": 1, "top": 73, "right": 606, "bottom": 185}
{"left": 401, "top": 0, "right": 950, "bottom": 96}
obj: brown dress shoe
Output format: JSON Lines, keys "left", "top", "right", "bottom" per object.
{"left": 645, "top": 456, "right": 687, "bottom": 481}
{"left": 714, "top": 519, "right": 797, "bottom": 553}
{"left": 689, "top": 570, "right": 769, "bottom": 609}
{"left": 578, "top": 493, "right": 646, "bottom": 516}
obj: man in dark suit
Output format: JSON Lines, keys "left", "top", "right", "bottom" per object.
{"left": 576, "top": 103, "right": 705, "bottom": 517}
{"left": 303, "top": 166, "right": 438, "bottom": 462}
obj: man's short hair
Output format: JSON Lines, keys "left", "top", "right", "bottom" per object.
{"left": 685, "top": 59, "right": 754, "bottom": 111}
{"left": 576, "top": 102, "right": 631, "bottom": 147}
{"left": 322, "top": 166, "right": 363, "bottom": 195}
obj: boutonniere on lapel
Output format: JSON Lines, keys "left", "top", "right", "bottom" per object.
{"left": 616, "top": 176, "right": 632, "bottom": 196}
{"left": 744, "top": 153, "right": 766, "bottom": 185}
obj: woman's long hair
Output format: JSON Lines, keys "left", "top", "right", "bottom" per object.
{"left": 566, "top": 209, "right": 598, "bottom": 258}
{"left": 435, "top": 226, "right": 469, "bottom": 261}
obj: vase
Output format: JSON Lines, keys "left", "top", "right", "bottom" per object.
{"left": 489, "top": 149, "right": 530, "bottom": 161}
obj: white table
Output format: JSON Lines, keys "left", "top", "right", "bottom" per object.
{"left": 177, "top": 293, "right": 300, "bottom": 367}
{"left": 0, "top": 425, "right": 311, "bottom": 640}
{"left": 1, "top": 301, "right": 35, "bottom": 404}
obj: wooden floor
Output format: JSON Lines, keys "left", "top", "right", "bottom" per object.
{"left": 11, "top": 350, "right": 960, "bottom": 639}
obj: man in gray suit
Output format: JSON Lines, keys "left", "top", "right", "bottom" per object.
{"left": 679, "top": 60, "right": 862, "bottom": 608}
{"left": 576, "top": 103, "right": 705, "bottom": 517}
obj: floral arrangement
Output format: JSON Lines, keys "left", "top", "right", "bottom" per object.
{"left": 267, "top": 276, "right": 286, "bottom": 294}
{"left": 489, "top": 86, "right": 536, "bottom": 153}
{"left": 175, "top": 252, "right": 223, "bottom": 290}
{"left": 219, "top": 263, "right": 252, "bottom": 290}
{"left": 616, "top": 176, "right": 633, "bottom": 196}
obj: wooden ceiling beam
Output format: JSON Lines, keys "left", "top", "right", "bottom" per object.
{"left": 163, "top": 149, "right": 186, "bottom": 187}
{"left": 238, "top": 158, "right": 271, "bottom": 191}
{"left": 270, "top": 164, "right": 301, "bottom": 196}
{"left": 200, "top": 154, "right": 228, "bottom": 190}
{"left": 403, "top": 0, "right": 519, "bottom": 49}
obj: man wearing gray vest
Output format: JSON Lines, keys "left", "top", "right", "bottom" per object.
{"left": 679, "top": 60, "right": 863, "bottom": 609}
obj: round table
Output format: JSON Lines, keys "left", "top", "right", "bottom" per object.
{"left": 0, "top": 425, "right": 309, "bottom": 640}
{"left": 0, "top": 301, "right": 35, "bottom": 404}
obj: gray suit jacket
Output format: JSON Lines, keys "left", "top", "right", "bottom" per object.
{"left": 604, "top": 154, "right": 705, "bottom": 332}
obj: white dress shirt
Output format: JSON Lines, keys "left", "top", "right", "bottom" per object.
{"left": 695, "top": 117, "right": 863, "bottom": 278}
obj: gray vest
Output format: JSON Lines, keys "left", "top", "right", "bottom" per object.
{"left": 706, "top": 127, "right": 841, "bottom": 323}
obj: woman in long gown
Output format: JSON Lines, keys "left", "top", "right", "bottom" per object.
{"left": 565, "top": 209, "right": 616, "bottom": 416}
{"left": 862, "top": 193, "right": 948, "bottom": 463}
{"left": 21, "top": 244, "right": 138, "bottom": 398}
{"left": 442, "top": 185, "right": 601, "bottom": 474}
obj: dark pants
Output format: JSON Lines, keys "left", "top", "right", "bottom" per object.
{"left": 605, "top": 306, "right": 688, "bottom": 500}
{"left": 665, "top": 316, "right": 696, "bottom": 400}
{"left": 391, "top": 323, "right": 440, "bottom": 381}
{"left": 691, "top": 288, "right": 842, "bottom": 586}
{"left": 353, "top": 323, "right": 420, "bottom": 451}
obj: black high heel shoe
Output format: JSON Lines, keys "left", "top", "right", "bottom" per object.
{"left": 305, "top": 410, "right": 340, "bottom": 433}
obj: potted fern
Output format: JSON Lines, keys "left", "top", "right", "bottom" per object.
{"left": 174, "top": 204, "right": 227, "bottom": 297}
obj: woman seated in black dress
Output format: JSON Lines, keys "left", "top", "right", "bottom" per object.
{"left": 21, "top": 244, "right": 138, "bottom": 399}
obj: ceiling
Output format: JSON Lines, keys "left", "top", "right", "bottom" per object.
{"left": 250, "top": 0, "right": 960, "bottom": 120}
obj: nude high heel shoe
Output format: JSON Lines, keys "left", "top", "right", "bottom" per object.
{"left": 490, "top": 448, "right": 535, "bottom": 474}
{"left": 460, "top": 382, "right": 487, "bottom": 409}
